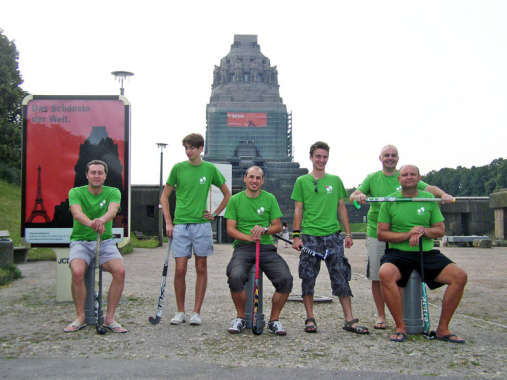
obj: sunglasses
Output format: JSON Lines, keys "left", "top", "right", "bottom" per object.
{"left": 313, "top": 179, "right": 318, "bottom": 193}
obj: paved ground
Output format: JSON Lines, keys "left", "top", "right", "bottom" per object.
{"left": 1, "top": 240, "right": 506, "bottom": 379}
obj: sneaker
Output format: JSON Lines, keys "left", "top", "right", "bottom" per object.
{"left": 170, "top": 312, "right": 186, "bottom": 325}
{"left": 189, "top": 312, "right": 201, "bottom": 326}
{"left": 228, "top": 317, "right": 247, "bottom": 334}
{"left": 268, "top": 320, "right": 287, "bottom": 336}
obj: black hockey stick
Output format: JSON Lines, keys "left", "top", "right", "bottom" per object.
{"left": 252, "top": 240, "right": 263, "bottom": 335}
{"left": 149, "top": 239, "right": 172, "bottom": 325}
{"left": 95, "top": 233, "right": 107, "bottom": 335}
{"left": 420, "top": 238, "right": 435, "bottom": 339}
{"left": 274, "top": 234, "right": 328, "bottom": 260}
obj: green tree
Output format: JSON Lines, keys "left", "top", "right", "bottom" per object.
{"left": 0, "top": 29, "right": 26, "bottom": 184}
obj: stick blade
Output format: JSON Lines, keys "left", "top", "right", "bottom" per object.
{"left": 148, "top": 316, "right": 161, "bottom": 325}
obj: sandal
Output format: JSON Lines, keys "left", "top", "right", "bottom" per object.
{"left": 304, "top": 317, "right": 317, "bottom": 333}
{"left": 103, "top": 321, "right": 128, "bottom": 333}
{"left": 436, "top": 333, "right": 465, "bottom": 344}
{"left": 390, "top": 331, "right": 408, "bottom": 342}
{"left": 374, "top": 321, "right": 387, "bottom": 330}
{"left": 343, "top": 318, "right": 369, "bottom": 335}
{"left": 64, "top": 320, "right": 87, "bottom": 333}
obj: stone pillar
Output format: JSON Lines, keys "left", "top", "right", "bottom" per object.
{"left": 490, "top": 189, "right": 507, "bottom": 241}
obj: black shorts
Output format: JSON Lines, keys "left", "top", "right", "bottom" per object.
{"left": 226, "top": 243, "right": 293, "bottom": 294}
{"left": 380, "top": 248, "right": 454, "bottom": 289}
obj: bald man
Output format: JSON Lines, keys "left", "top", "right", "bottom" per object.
{"left": 377, "top": 165, "right": 467, "bottom": 343}
{"left": 350, "top": 145, "right": 453, "bottom": 330}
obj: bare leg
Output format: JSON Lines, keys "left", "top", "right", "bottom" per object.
{"left": 433, "top": 264, "right": 467, "bottom": 339}
{"left": 193, "top": 256, "right": 208, "bottom": 313}
{"left": 174, "top": 257, "right": 188, "bottom": 312}
{"left": 70, "top": 259, "right": 88, "bottom": 323}
{"left": 269, "top": 292, "right": 289, "bottom": 321}
{"left": 303, "top": 295, "right": 314, "bottom": 319}
{"left": 372, "top": 280, "right": 386, "bottom": 325}
{"left": 102, "top": 258, "right": 126, "bottom": 324}
{"left": 338, "top": 296, "right": 354, "bottom": 322}
{"left": 379, "top": 263, "right": 406, "bottom": 339}
{"left": 230, "top": 290, "right": 247, "bottom": 318}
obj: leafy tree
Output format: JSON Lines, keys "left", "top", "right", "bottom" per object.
{"left": 0, "top": 29, "right": 26, "bottom": 184}
{"left": 422, "top": 158, "right": 506, "bottom": 196}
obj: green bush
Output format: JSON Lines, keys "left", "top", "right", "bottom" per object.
{"left": 0, "top": 264, "right": 22, "bottom": 285}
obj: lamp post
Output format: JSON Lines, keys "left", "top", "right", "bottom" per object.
{"left": 111, "top": 71, "right": 134, "bottom": 95}
{"left": 157, "top": 143, "right": 168, "bottom": 247}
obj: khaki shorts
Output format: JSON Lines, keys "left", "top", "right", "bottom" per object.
{"left": 366, "top": 237, "right": 386, "bottom": 281}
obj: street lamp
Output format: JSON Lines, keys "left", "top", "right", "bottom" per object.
{"left": 111, "top": 71, "right": 134, "bottom": 95}
{"left": 157, "top": 143, "right": 168, "bottom": 247}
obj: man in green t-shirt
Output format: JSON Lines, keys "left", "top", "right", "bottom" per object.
{"left": 64, "top": 160, "right": 127, "bottom": 333}
{"left": 350, "top": 144, "right": 453, "bottom": 330}
{"left": 291, "top": 141, "right": 368, "bottom": 335}
{"left": 378, "top": 165, "right": 467, "bottom": 343}
{"left": 160, "top": 133, "right": 231, "bottom": 326}
{"left": 225, "top": 166, "right": 293, "bottom": 335}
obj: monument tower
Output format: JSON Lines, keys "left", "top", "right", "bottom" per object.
{"left": 204, "top": 35, "right": 307, "bottom": 223}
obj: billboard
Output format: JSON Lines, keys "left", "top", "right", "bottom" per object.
{"left": 227, "top": 112, "right": 267, "bottom": 127}
{"left": 22, "top": 95, "right": 130, "bottom": 244}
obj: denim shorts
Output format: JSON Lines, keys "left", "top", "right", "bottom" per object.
{"left": 69, "top": 239, "right": 122, "bottom": 266}
{"left": 172, "top": 223, "right": 213, "bottom": 258}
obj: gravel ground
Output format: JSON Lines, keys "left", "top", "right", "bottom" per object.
{"left": 1, "top": 240, "right": 506, "bottom": 378}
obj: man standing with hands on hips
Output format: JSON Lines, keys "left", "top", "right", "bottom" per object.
{"left": 160, "top": 133, "right": 231, "bottom": 326}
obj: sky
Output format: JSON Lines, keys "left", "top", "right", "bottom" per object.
{"left": 3, "top": 0, "right": 506, "bottom": 189}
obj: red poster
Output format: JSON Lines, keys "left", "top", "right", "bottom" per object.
{"left": 227, "top": 112, "right": 267, "bottom": 127}
{"left": 22, "top": 96, "right": 130, "bottom": 244}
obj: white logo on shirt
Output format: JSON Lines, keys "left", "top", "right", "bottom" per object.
{"left": 199, "top": 176, "right": 207, "bottom": 184}
{"left": 417, "top": 207, "right": 426, "bottom": 215}
{"left": 325, "top": 185, "right": 333, "bottom": 194}
{"left": 257, "top": 206, "right": 265, "bottom": 215}
{"left": 99, "top": 200, "right": 106, "bottom": 208}
{"left": 396, "top": 186, "right": 402, "bottom": 191}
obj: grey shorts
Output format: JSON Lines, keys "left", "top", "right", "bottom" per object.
{"left": 69, "top": 239, "right": 122, "bottom": 266}
{"left": 172, "top": 223, "right": 213, "bottom": 258}
{"left": 366, "top": 237, "right": 387, "bottom": 281}
{"left": 299, "top": 233, "right": 353, "bottom": 298}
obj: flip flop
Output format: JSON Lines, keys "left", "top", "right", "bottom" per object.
{"left": 374, "top": 321, "right": 387, "bottom": 330}
{"left": 64, "top": 320, "right": 87, "bottom": 333}
{"left": 390, "top": 332, "right": 408, "bottom": 342}
{"left": 104, "top": 321, "right": 128, "bottom": 333}
{"left": 304, "top": 317, "right": 317, "bottom": 333}
{"left": 436, "top": 334, "right": 465, "bottom": 344}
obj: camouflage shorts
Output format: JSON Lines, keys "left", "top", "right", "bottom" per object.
{"left": 299, "top": 233, "right": 353, "bottom": 298}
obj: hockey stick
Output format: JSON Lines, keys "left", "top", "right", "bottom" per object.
{"left": 353, "top": 196, "right": 488, "bottom": 209}
{"left": 252, "top": 240, "right": 263, "bottom": 335}
{"left": 95, "top": 233, "right": 107, "bottom": 335}
{"left": 274, "top": 234, "right": 328, "bottom": 260}
{"left": 149, "top": 239, "right": 172, "bottom": 325}
{"left": 419, "top": 238, "right": 435, "bottom": 339}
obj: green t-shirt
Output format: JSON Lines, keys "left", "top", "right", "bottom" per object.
{"left": 224, "top": 190, "right": 283, "bottom": 247}
{"left": 358, "top": 170, "right": 428, "bottom": 238}
{"left": 167, "top": 160, "right": 226, "bottom": 224}
{"left": 69, "top": 185, "right": 121, "bottom": 241}
{"left": 377, "top": 190, "right": 444, "bottom": 252}
{"left": 291, "top": 173, "right": 347, "bottom": 236}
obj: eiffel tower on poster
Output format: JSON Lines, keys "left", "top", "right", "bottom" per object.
{"left": 27, "top": 165, "right": 51, "bottom": 223}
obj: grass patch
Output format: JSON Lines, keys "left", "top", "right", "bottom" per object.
{"left": 350, "top": 223, "right": 366, "bottom": 233}
{"left": 27, "top": 247, "right": 56, "bottom": 261}
{"left": 0, "top": 264, "right": 22, "bottom": 285}
{"left": 129, "top": 235, "right": 163, "bottom": 249}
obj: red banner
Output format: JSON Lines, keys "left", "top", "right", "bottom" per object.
{"left": 227, "top": 112, "right": 267, "bottom": 127}
{"left": 22, "top": 96, "right": 130, "bottom": 243}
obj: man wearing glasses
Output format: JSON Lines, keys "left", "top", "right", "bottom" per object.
{"left": 291, "top": 141, "right": 368, "bottom": 335}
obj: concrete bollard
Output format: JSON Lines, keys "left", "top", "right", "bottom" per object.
{"left": 244, "top": 263, "right": 264, "bottom": 330}
{"left": 403, "top": 270, "right": 424, "bottom": 334}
